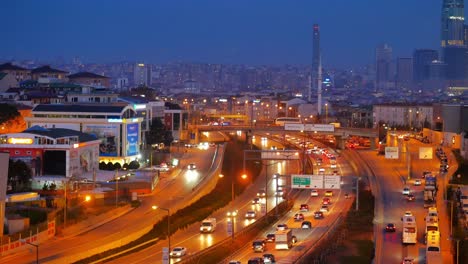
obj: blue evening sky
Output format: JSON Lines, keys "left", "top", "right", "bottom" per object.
{"left": 0, "top": 0, "right": 455, "bottom": 67}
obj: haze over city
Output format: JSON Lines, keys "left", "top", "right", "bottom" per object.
{"left": 0, "top": 0, "right": 460, "bottom": 67}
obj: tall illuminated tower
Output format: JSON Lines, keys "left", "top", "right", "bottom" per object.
{"left": 311, "top": 24, "right": 322, "bottom": 114}
{"left": 441, "top": 0, "right": 465, "bottom": 47}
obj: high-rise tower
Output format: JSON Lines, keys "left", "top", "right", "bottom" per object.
{"left": 441, "top": 0, "right": 465, "bottom": 47}
{"left": 311, "top": 24, "right": 322, "bottom": 114}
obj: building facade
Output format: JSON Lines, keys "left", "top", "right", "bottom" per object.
{"left": 441, "top": 0, "right": 465, "bottom": 47}
{"left": 413, "top": 49, "right": 439, "bottom": 82}
{"left": 25, "top": 104, "right": 142, "bottom": 165}
{"left": 373, "top": 104, "right": 434, "bottom": 129}
{"left": 0, "top": 127, "right": 100, "bottom": 178}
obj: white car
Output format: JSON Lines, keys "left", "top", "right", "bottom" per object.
{"left": 404, "top": 211, "right": 413, "bottom": 216}
{"left": 310, "top": 190, "right": 319, "bottom": 197}
{"left": 245, "top": 210, "right": 256, "bottom": 219}
{"left": 414, "top": 179, "right": 422, "bottom": 186}
{"left": 402, "top": 187, "right": 411, "bottom": 195}
{"left": 318, "top": 168, "right": 325, "bottom": 174}
{"left": 170, "top": 247, "right": 187, "bottom": 257}
{"left": 320, "top": 205, "right": 329, "bottom": 212}
{"left": 276, "top": 224, "right": 288, "bottom": 230}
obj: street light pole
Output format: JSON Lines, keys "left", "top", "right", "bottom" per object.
{"left": 115, "top": 169, "right": 119, "bottom": 207}
{"left": 265, "top": 162, "right": 268, "bottom": 223}
{"left": 153, "top": 206, "right": 170, "bottom": 253}
{"left": 21, "top": 240, "right": 38, "bottom": 264}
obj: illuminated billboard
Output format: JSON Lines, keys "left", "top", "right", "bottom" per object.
{"left": 83, "top": 124, "right": 119, "bottom": 157}
{"left": 126, "top": 123, "right": 139, "bottom": 156}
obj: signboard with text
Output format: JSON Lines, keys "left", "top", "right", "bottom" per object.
{"left": 324, "top": 175, "right": 341, "bottom": 189}
{"left": 419, "top": 147, "right": 433, "bottom": 159}
{"left": 292, "top": 174, "right": 324, "bottom": 189}
{"left": 261, "top": 150, "right": 300, "bottom": 160}
{"left": 385, "top": 147, "right": 399, "bottom": 159}
{"left": 284, "top": 123, "right": 335, "bottom": 132}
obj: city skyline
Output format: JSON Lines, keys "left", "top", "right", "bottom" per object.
{"left": 1, "top": 0, "right": 462, "bottom": 67}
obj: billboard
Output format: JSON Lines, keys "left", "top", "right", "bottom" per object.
{"left": 385, "top": 147, "right": 399, "bottom": 159}
{"left": 126, "top": 123, "right": 139, "bottom": 156}
{"left": 419, "top": 147, "right": 433, "bottom": 159}
{"left": 284, "top": 123, "right": 335, "bottom": 132}
{"left": 83, "top": 124, "right": 119, "bottom": 157}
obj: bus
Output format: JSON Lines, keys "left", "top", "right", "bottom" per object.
{"left": 275, "top": 117, "right": 302, "bottom": 126}
{"left": 402, "top": 215, "right": 417, "bottom": 244}
{"left": 426, "top": 230, "right": 442, "bottom": 264}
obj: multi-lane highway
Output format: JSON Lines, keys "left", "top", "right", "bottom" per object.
{"left": 105, "top": 136, "right": 302, "bottom": 263}
{"left": 358, "top": 135, "right": 453, "bottom": 264}
{"left": 220, "top": 144, "right": 356, "bottom": 263}
{"left": 1, "top": 147, "right": 220, "bottom": 264}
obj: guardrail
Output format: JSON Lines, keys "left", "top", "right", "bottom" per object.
{"left": 180, "top": 200, "right": 294, "bottom": 264}
{"left": 293, "top": 212, "right": 345, "bottom": 264}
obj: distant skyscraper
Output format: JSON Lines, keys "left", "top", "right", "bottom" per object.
{"left": 375, "top": 43, "right": 393, "bottom": 89}
{"left": 441, "top": 0, "right": 465, "bottom": 47}
{"left": 396, "top": 57, "right": 413, "bottom": 89}
{"left": 133, "top": 63, "right": 151, "bottom": 86}
{"left": 311, "top": 24, "right": 320, "bottom": 101}
{"left": 443, "top": 46, "right": 468, "bottom": 79}
{"left": 413, "top": 49, "right": 439, "bottom": 82}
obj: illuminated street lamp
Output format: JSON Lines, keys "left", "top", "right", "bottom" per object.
{"left": 152, "top": 205, "right": 171, "bottom": 253}
{"left": 226, "top": 210, "right": 237, "bottom": 240}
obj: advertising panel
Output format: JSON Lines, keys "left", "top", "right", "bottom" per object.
{"left": 83, "top": 124, "right": 119, "bottom": 157}
{"left": 126, "top": 123, "right": 139, "bottom": 156}
{"left": 419, "top": 147, "right": 433, "bottom": 159}
{"left": 385, "top": 147, "right": 399, "bottom": 159}
{"left": 304, "top": 124, "right": 335, "bottom": 132}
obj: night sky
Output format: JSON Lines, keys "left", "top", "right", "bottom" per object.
{"left": 0, "top": 0, "right": 458, "bottom": 67}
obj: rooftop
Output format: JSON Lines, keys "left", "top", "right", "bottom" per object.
{"left": 24, "top": 126, "right": 98, "bottom": 143}
{"left": 68, "top": 72, "right": 109, "bottom": 79}
{"left": 0, "top": 62, "right": 28, "bottom": 71}
{"left": 31, "top": 65, "right": 68, "bottom": 74}
{"left": 32, "top": 103, "right": 129, "bottom": 114}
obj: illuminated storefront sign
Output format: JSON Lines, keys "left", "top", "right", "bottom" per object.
{"left": 126, "top": 123, "right": 139, "bottom": 156}
{"left": 8, "top": 138, "right": 33, "bottom": 144}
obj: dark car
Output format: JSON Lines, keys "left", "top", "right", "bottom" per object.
{"left": 314, "top": 211, "right": 324, "bottom": 219}
{"left": 252, "top": 197, "right": 261, "bottom": 204}
{"left": 265, "top": 233, "right": 275, "bottom": 242}
{"left": 300, "top": 204, "right": 309, "bottom": 212}
{"left": 252, "top": 240, "right": 266, "bottom": 252}
{"left": 301, "top": 220, "right": 312, "bottom": 229}
{"left": 386, "top": 223, "right": 396, "bottom": 232}
{"left": 406, "top": 193, "right": 415, "bottom": 201}
{"left": 248, "top": 257, "right": 265, "bottom": 264}
{"left": 294, "top": 213, "right": 305, "bottom": 222}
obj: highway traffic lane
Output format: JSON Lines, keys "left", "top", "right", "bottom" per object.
{"left": 360, "top": 149, "right": 449, "bottom": 264}
{"left": 105, "top": 156, "right": 302, "bottom": 263}
{"left": 1, "top": 148, "right": 218, "bottom": 264}
{"left": 224, "top": 155, "right": 355, "bottom": 263}
{"left": 227, "top": 187, "right": 353, "bottom": 263}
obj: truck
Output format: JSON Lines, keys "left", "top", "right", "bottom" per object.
{"left": 402, "top": 215, "right": 417, "bottom": 244}
{"left": 199, "top": 218, "right": 216, "bottom": 233}
{"left": 275, "top": 229, "right": 293, "bottom": 250}
{"left": 424, "top": 190, "right": 436, "bottom": 208}
{"left": 425, "top": 176, "right": 437, "bottom": 192}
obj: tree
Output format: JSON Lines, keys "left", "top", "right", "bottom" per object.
{"left": 0, "top": 104, "right": 20, "bottom": 124}
{"left": 146, "top": 118, "right": 174, "bottom": 146}
{"left": 8, "top": 159, "right": 33, "bottom": 191}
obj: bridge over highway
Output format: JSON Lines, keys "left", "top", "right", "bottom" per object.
{"left": 187, "top": 124, "right": 379, "bottom": 149}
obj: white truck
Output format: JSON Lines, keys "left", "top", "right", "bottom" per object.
{"left": 275, "top": 229, "right": 293, "bottom": 250}
{"left": 200, "top": 218, "right": 216, "bottom": 233}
